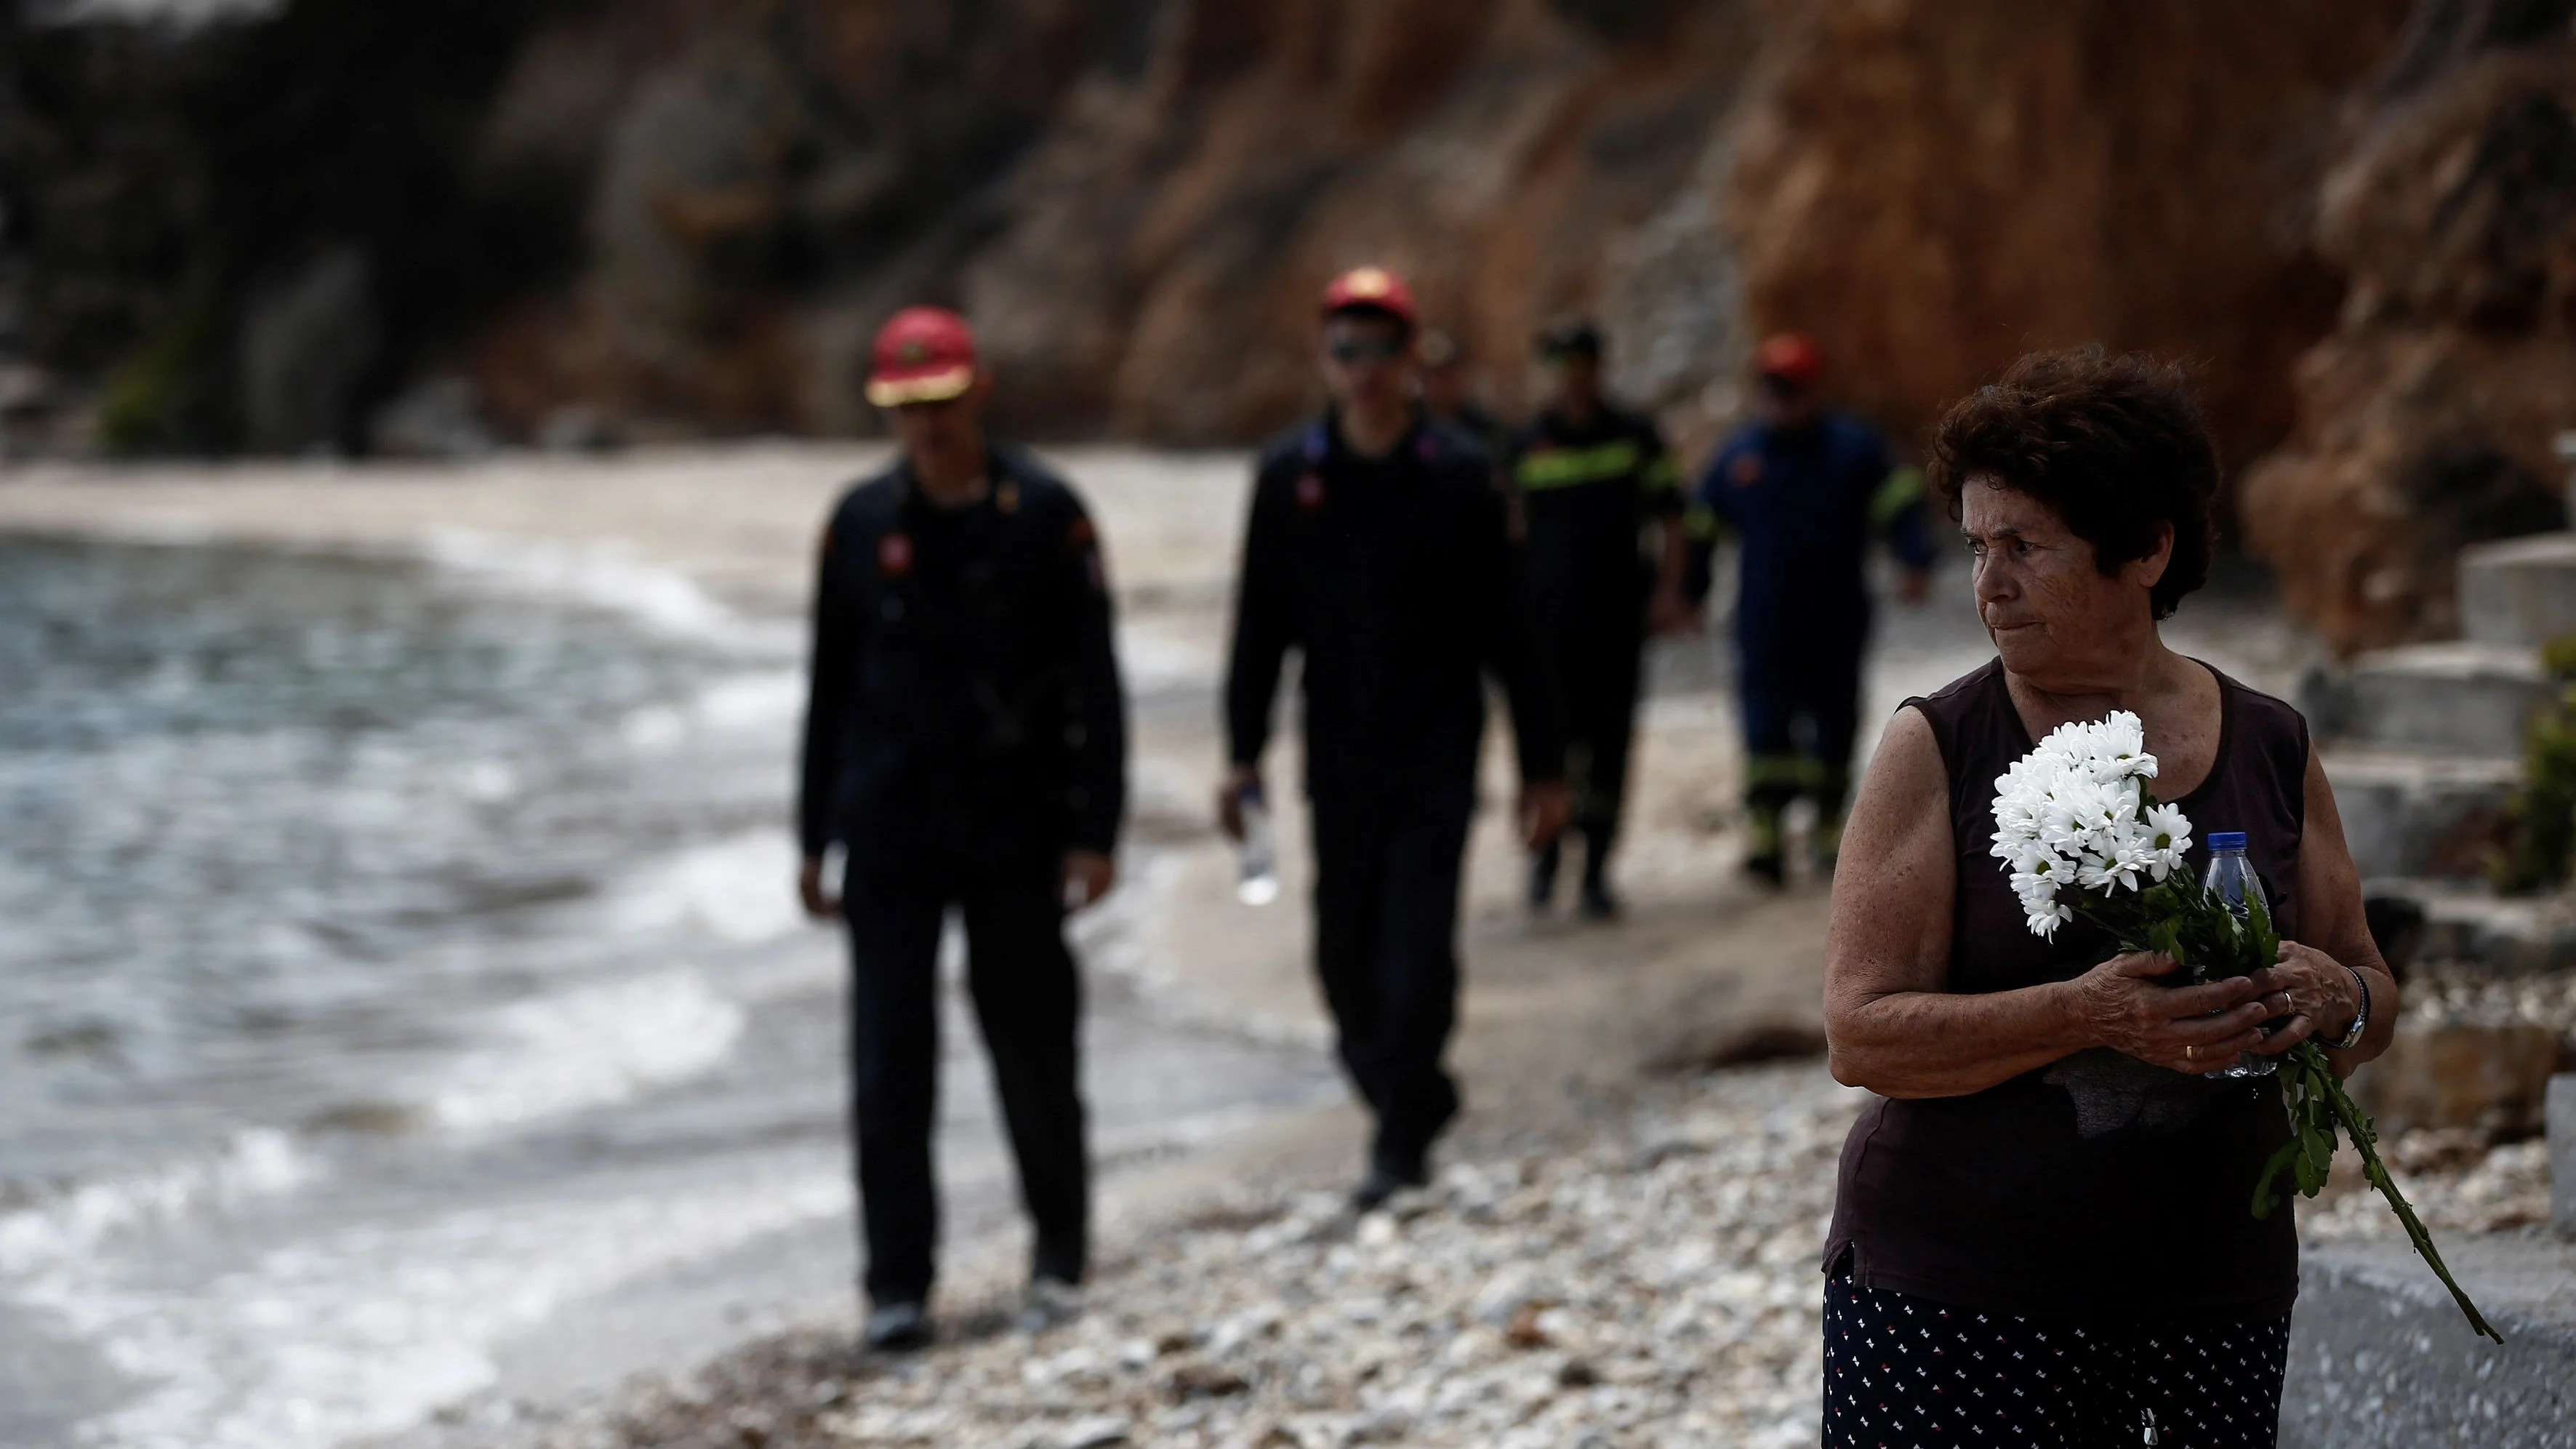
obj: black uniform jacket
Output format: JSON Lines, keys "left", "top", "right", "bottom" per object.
{"left": 1505, "top": 404, "right": 1681, "bottom": 624}
{"left": 1224, "top": 413, "right": 1565, "bottom": 810}
{"left": 798, "top": 445, "right": 1125, "bottom": 869}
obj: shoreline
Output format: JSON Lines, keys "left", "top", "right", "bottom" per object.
{"left": 0, "top": 448, "right": 1847, "bottom": 1448}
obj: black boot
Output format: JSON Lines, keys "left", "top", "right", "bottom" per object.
{"left": 1578, "top": 835, "right": 1621, "bottom": 920}
{"left": 863, "top": 1299, "right": 931, "bottom": 1352}
{"left": 1527, "top": 839, "right": 1560, "bottom": 913}
{"left": 1352, "top": 1145, "right": 1430, "bottom": 1213}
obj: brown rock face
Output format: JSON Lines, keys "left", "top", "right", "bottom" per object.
{"left": 496, "top": 0, "right": 2400, "bottom": 454}
{"left": 0, "top": 0, "right": 2432, "bottom": 465}
{"left": 959, "top": 0, "right": 1764, "bottom": 443}
{"left": 1724, "top": 0, "right": 2402, "bottom": 474}
{"left": 2242, "top": 6, "right": 2576, "bottom": 653}
{"left": 963, "top": 0, "right": 2402, "bottom": 454}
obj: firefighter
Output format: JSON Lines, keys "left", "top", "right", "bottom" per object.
{"left": 1419, "top": 327, "right": 1504, "bottom": 452}
{"left": 1504, "top": 316, "right": 1693, "bottom": 918}
{"left": 798, "top": 305, "right": 1126, "bottom": 1350}
{"left": 1220, "top": 266, "right": 1568, "bottom": 1211}
{"left": 1687, "top": 332, "right": 1932, "bottom": 885}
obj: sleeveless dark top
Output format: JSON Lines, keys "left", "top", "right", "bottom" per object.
{"left": 1825, "top": 659, "right": 2305, "bottom": 1322}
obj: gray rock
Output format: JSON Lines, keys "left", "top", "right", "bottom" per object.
{"left": 240, "top": 247, "right": 378, "bottom": 454}
{"left": 2553, "top": 1074, "right": 2576, "bottom": 1239}
{"left": 369, "top": 375, "right": 495, "bottom": 459}
{"left": 1044, "top": 1414, "right": 1130, "bottom": 1449}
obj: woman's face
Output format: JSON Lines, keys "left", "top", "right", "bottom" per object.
{"left": 1960, "top": 479, "right": 2170, "bottom": 678}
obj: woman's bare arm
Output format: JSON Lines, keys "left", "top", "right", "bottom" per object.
{"left": 2245, "top": 746, "right": 2397, "bottom": 1075}
{"left": 1824, "top": 707, "right": 2276, "bottom": 1097}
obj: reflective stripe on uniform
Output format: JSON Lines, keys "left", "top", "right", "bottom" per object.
{"left": 1870, "top": 465, "right": 1927, "bottom": 529}
{"left": 1514, "top": 439, "right": 1643, "bottom": 491}
{"left": 1746, "top": 752, "right": 1831, "bottom": 789}
{"left": 1642, "top": 452, "right": 1680, "bottom": 493}
{"left": 1745, "top": 753, "right": 1816, "bottom": 789}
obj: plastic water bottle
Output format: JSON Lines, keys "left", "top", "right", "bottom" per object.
{"left": 1235, "top": 784, "right": 1280, "bottom": 906}
{"left": 2200, "top": 831, "right": 2277, "bottom": 1079}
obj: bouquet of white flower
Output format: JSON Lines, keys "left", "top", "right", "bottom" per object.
{"left": 1992, "top": 712, "right": 2500, "bottom": 1342}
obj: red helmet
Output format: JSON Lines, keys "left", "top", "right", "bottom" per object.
{"left": 1754, "top": 332, "right": 1823, "bottom": 388}
{"left": 865, "top": 306, "right": 979, "bottom": 407}
{"left": 1318, "top": 265, "right": 1419, "bottom": 330}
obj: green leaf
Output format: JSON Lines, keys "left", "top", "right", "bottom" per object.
{"left": 2301, "top": 1123, "right": 2336, "bottom": 1177}
{"left": 2251, "top": 1141, "right": 2300, "bottom": 1220}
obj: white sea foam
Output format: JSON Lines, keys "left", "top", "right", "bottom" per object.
{"left": 32, "top": 1165, "right": 848, "bottom": 1449}
{"left": 427, "top": 971, "right": 746, "bottom": 1131}
{"left": 604, "top": 832, "right": 804, "bottom": 946}
{"left": 692, "top": 669, "right": 803, "bottom": 729}
{"left": 0, "top": 1130, "right": 319, "bottom": 1277}
{"left": 414, "top": 530, "right": 753, "bottom": 646}
{"left": 619, "top": 668, "right": 802, "bottom": 754}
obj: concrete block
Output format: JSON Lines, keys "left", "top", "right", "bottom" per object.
{"left": 2325, "top": 750, "right": 2518, "bottom": 880}
{"left": 2303, "top": 643, "right": 2550, "bottom": 759}
{"left": 2463, "top": 532, "right": 2576, "bottom": 649}
{"left": 2553, "top": 1074, "right": 2576, "bottom": 1240}
{"left": 2352, "top": 1022, "right": 2564, "bottom": 1139}
{"left": 2282, "top": 1237, "right": 2576, "bottom": 1448}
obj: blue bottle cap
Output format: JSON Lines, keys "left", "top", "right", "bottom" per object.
{"left": 2207, "top": 831, "right": 2247, "bottom": 850}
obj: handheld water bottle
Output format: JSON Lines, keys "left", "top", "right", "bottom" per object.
{"left": 1235, "top": 783, "right": 1280, "bottom": 906}
{"left": 2199, "top": 831, "right": 2276, "bottom": 1079}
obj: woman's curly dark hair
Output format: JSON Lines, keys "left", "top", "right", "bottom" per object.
{"left": 1927, "top": 347, "right": 2219, "bottom": 621}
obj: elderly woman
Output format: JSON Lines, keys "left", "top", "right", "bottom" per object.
{"left": 1821, "top": 348, "right": 2395, "bottom": 1448}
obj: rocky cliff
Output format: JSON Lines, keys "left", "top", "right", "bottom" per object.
{"left": 2242, "top": 0, "right": 2576, "bottom": 653}
{"left": 507, "top": 0, "right": 2398, "bottom": 458}
{"left": 1724, "top": 0, "right": 2403, "bottom": 479}
{"left": 0, "top": 0, "right": 2466, "bottom": 504}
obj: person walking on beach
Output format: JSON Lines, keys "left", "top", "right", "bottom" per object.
{"left": 1686, "top": 332, "right": 1932, "bottom": 884}
{"left": 1221, "top": 265, "right": 1568, "bottom": 1211}
{"left": 1504, "top": 317, "right": 1693, "bottom": 919}
{"left": 798, "top": 305, "right": 1126, "bottom": 1351}
{"left": 1419, "top": 327, "right": 1504, "bottom": 454}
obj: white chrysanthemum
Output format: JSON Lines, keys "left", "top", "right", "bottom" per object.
{"left": 1989, "top": 711, "right": 2197, "bottom": 939}
{"left": 2078, "top": 845, "right": 2154, "bottom": 894}
{"left": 2025, "top": 899, "right": 2074, "bottom": 939}
{"left": 2140, "top": 802, "right": 2194, "bottom": 881}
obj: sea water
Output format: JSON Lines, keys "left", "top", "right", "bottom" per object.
{"left": 0, "top": 532, "right": 1331, "bottom": 1448}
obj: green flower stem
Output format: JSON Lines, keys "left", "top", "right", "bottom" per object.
{"left": 2290, "top": 1041, "right": 2504, "bottom": 1344}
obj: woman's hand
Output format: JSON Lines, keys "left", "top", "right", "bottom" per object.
{"left": 2065, "top": 952, "right": 2275, "bottom": 1073}
{"left": 2242, "top": 941, "right": 2363, "bottom": 1056}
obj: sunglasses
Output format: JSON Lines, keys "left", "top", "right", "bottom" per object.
{"left": 1326, "top": 337, "right": 1405, "bottom": 364}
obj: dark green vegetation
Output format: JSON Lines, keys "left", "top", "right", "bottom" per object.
{"left": 2491, "top": 634, "right": 2576, "bottom": 894}
{"left": 1, "top": 1, "right": 561, "bottom": 453}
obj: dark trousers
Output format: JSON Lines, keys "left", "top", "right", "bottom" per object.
{"left": 1740, "top": 628, "right": 1865, "bottom": 852}
{"left": 1309, "top": 791, "right": 1474, "bottom": 1170}
{"left": 1823, "top": 1270, "right": 2291, "bottom": 1448}
{"left": 1554, "top": 617, "right": 1644, "bottom": 869}
{"left": 841, "top": 853, "right": 1087, "bottom": 1306}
